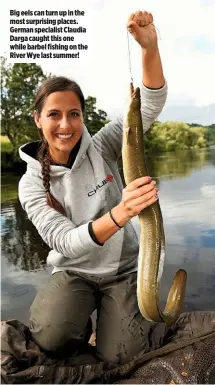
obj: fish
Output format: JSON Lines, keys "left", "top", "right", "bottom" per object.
{"left": 122, "top": 83, "right": 187, "bottom": 325}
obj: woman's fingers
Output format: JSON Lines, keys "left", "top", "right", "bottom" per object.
{"left": 122, "top": 176, "right": 158, "bottom": 217}
{"left": 137, "top": 193, "right": 158, "bottom": 212}
{"left": 124, "top": 187, "right": 158, "bottom": 216}
{"left": 125, "top": 179, "right": 156, "bottom": 199}
{"left": 134, "top": 180, "right": 156, "bottom": 198}
{"left": 125, "top": 176, "right": 152, "bottom": 192}
{"left": 132, "top": 186, "right": 157, "bottom": 206}
{"left": 132, "top": 10, "right": 153, "bottom": 27}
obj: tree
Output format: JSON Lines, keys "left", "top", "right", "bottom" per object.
{"left": 204, "top": 124, "right": 215, "bottom": 145}
{"left": 1, "top": 58, "right": 47, "bottom": 157}
{"left": 84, "top": 96, "right": 109, "bottom": 136}
{"left": 144, "top": 121, "right": 210, "bottom": 152}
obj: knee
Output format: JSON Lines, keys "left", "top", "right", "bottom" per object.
{"left": 96, "top": 331, "right": 150, "bottom": 365}
{"left": 96, "top": 341, "right": 132, "bottom": 364}
{"left": 29, "top": 318, "right": 92, "bottom": 354}
{"left": 29, "top": 320, "right": 68, "bottom": 352}
{"left": 96, "top": 347, "right": 119, "bottom": 364}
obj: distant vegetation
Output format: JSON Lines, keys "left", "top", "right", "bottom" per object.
{"left": 144, "top": 121, "right": 215, "bottom": 153}
{"left": 1, "top": 57, "right": 214, "bottom": 171}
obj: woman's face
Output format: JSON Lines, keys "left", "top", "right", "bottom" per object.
{"left": 34, "top": 90, "right": 84, "bottom": 164}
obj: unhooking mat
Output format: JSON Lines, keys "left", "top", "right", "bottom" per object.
{"left": 1, "top": 311, "right": 215, "bottom": 384}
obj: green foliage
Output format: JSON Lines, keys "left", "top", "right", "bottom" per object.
{"left": 1, "top": 140, "right": 13, "bottom": 153}
{"left": 1, "top": 57, "right": 47, "bottom": 159}
{"left": 144, "top": 120, "right": 213, "bottom": 153}
{"left": 203, "top": 124, "right": 215, "bottom": 145}
{"left": 1, "top": 136, "right": 15, "bottom": 171}
{"left": 84, "top": 96, "right": 108, "bottom": 136}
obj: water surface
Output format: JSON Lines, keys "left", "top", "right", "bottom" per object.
{"left": 1, "top": 148, "right": 215, "bottom": 325}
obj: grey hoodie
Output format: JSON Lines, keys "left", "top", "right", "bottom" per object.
{"left": 18, "top": 82, "right": 167, "bottom": 277}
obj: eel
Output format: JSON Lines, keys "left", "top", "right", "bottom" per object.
{"left": 122, "top": 84, "right": 187, "bottom": 325}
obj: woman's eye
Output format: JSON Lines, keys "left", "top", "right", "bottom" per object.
{"left": 71, "top": 111, "right": 80, "bottom": 117}
{"left": 49, "top": 112, "right": 58, "bottom": 117}
{"left": 48, "top": 111, "right": 80, "bottom": 118}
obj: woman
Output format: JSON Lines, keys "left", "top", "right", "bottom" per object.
{"left": 18, "top": 10, "right": 168, "bottom": 364}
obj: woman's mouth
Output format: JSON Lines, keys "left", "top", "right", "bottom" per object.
{"left": 55, "top": 133, "right": 75, "bottom": 140}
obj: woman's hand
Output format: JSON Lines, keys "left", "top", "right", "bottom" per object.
{"left": 91, "top": 177, "right": 158, "bottom": 244}
{"left": 127, "top": 10, "right": 158, "bottom": 51}
{"left": 113, "top": 176, "right": 158, "bottom": 225}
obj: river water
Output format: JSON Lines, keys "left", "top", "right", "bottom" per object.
{"left": 1, "top": 148, "right": 215, "bottom": 325}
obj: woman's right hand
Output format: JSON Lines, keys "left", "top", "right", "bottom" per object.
{"left": 114, "top": 176, "right": 158, "bottom": 224}
{"left": 92, "top": 176, "right": 158, "bottom": 243}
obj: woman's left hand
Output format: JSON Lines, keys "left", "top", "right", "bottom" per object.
{"left": 127, "top": 10, "right": 158, "bottom": 51}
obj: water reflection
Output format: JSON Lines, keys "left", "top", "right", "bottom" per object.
{"left": 118, "top": 147, "right": 214, "bottom": 186}
{"left": 146, "top": 147, "right": 214, "bottom": 179}
{"left": 1, "top": 200, "right": 50, "bottom": 271}
{"left": 1, "top": 148, "right": 215, "bottom": 323}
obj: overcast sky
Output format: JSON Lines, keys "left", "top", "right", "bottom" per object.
{"left": 1, "top": 0, "right": 215, "bottom": 123}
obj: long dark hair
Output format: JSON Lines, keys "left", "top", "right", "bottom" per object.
{"left": 34, "top": 76, "right": 85, "bottom": 215}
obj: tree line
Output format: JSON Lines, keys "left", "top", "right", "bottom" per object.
{"left": 144, "top": 121, "right": 215, "bottom": 153}
{"left": 1, "top": 58, "right": 214, "bottom": 168}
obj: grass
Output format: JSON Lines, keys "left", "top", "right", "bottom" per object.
{"left": 1, "top": 136, "right": 13, "bottom": 153}
{"left": 1, "top": 182, "right": 19, "bottom": 202}
{"left": 1, "top": 135, "right": 10, "bottom": 143}
{"left": 1, "top": 135, "right": 26, "bottom": 173}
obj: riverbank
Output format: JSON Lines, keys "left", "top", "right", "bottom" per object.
{"left": 1, "top": 136, "right": 26, "bottom": 172}
{"left": 2, "top": 135, "right": 215, "bottom": 173}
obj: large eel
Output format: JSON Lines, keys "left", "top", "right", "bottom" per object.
{"left": 122, "top": 84, "right": 187, "bottom": 325}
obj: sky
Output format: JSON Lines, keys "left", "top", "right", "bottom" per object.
{"left": 1, "top": 0, "right": 215, "bottom": 123}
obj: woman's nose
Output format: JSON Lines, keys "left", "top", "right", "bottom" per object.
{"left": 59, "top": 117, "right": 71, "bottom": 129}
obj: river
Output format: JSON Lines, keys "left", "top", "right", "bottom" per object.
{"left": 1, "top": 148, "right": 215, "bottom": 325}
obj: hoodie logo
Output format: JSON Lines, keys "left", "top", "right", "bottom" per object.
{"left": 88, "top": 175, "right": 113, "bottom": 197}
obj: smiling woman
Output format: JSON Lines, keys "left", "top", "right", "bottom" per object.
{"left": 17, "top": 9, "right": 169, "bottom": 365}
{"left": 34, "top": 88, "right": 83, "bottom": 164}
{"left": 24, "top": 76, "right": 86, "bottom": 215}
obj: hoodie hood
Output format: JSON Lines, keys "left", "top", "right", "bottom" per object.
{"left": 19, "top": 124, "right": 92, "bottom": 176}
